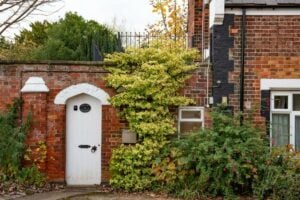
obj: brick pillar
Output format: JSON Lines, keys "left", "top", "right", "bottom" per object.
{"left": 187, "top": 0, "right": 209, "bottom": 53}
{"left": 21, "top": 77, "right": 49, "bottom": 173}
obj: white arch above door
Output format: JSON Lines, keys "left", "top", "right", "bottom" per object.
{"left": 54, "top": 83, "right": 110, "bottom": 105}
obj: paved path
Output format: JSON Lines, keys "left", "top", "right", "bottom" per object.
{"left": 1, "top": 188, "right": 100, "bottom": 200}
{"left": 1, "top": 189, "right": 177, "bottom": 200}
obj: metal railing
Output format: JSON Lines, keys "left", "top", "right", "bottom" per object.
{"left": 116, "top": 32, "right": 202, "bottom": 50}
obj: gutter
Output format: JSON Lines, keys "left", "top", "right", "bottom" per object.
{"left": 240, "top": 8, "right": 246, "bottom": 124}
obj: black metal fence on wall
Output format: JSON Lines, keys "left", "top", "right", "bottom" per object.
{"left": 93, "top": 32, "right": 202, "bottom": 61}
{"left": 115, "top": 32, "right": 202, "bottom": 50}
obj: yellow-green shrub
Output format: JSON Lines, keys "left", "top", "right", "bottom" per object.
{"left": 106, "top": 44, "right": 198, "bottom": 191}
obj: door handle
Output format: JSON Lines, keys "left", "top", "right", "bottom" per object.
{"left": 91, "top": 145, "right": 97, "bottom": 153}
{"left": 78, "top": 144, "right": 91, "bottom": 149}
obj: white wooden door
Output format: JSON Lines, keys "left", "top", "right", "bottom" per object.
{"left": 66, "top": 94, "right": 101, "bottom": 185}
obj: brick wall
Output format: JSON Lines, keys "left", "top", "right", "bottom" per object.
{"left": 187, "top": 0, "right": 209, "bottom": 51}
{"left": 227, "top": 15, "right": 300, "bottom": 125}
{"left": 0, "top": 62, "right": 124, "bottom": 182}
{"left": 0, "top": 61, "right": 208, "bottom": 183}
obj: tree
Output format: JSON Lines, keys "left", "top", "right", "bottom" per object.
{"left": 0, "top": 0, "right": 61, "bottom": 36}
{"left": 15, "top": 20, "right": 52, "bottom": 46}
{"left": 31, "top": 12, "right": 118, "bottom": 61}
{"left": 0, "top": 12, "right": 119, "bottom": 61}
{"left": 148, "top": 0, "right": 187, "bottom": 39}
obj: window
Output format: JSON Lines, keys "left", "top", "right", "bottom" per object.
{"left": 178, "top": 107, "right": 204, "bottom": 136}
{"left": 271, "top": 92, "right": 300, "bottom": 151}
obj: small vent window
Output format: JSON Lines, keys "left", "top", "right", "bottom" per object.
{"left": 178, "top": 107, "right": 204, "bottom": 137}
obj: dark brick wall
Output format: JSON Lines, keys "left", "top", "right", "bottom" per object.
{"left": 211, "top": 14, "right": 235, "bottom": 105}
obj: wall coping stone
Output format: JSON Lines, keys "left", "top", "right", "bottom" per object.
{"left": 21, "top": 77, "right": 49, "bottom": 93}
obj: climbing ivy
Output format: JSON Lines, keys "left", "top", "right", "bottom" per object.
{"left": 106, "top": 43, "right": 198, "bottom": 191}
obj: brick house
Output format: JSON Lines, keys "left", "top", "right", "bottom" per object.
{"left": 188, "top": 0, "right": 300, "bottom": 151}
{"left": 1, "top": 0, "right": 300, "bottom": 186}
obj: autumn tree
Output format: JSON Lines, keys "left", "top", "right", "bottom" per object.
{"left": 147, "top": 0, "right": 187, "bottom": 39}
{"left": 0, "top": 0, "right": 62, "bottom": 36}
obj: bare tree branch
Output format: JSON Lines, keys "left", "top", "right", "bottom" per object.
{"left": 0, "top": 0, "right": 62, "bottom": 36}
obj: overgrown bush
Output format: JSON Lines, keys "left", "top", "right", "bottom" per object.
{"left": 0, "top": 99, "right": 30, "bottom": 179}
{"left": 0, "top": 99, "right": 46, "bottom": 186}
{"left": 253, "top": 148, "right": 300, "bottom": 200}
{"left": 154, "top": 107, "right": 300, "bottom": 199}
{"left": 153, "top": 108, "right": 268, "bottom": 198}
{"left": 106, "top": 44, "right": 198, "bottom": 191}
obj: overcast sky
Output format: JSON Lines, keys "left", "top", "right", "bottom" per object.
{"left": 3, "top": 0, "right": 159, "bottom": 38}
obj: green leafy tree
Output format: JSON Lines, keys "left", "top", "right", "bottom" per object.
{"left": 16, "top": 21, "right": 52, "bottom": 46}
{"left": 31, "top": 12, "right": 118, "bottom": 60}
{"left": 0, "top": 12, "right": 118, "bottom": 61}
{"left": 106, "top": 44, "right": 198, "bottom": 191}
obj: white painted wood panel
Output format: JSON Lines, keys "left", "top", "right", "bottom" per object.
{"left": 66, "top": 94, "right": 101, "bottom": 185}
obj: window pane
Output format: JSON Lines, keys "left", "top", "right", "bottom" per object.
{"left": 180, "top": 122, "right": 202, "bottom": 135}
{"left": 181, "top": 110, "right": 201, "bottom": 119}
{"left": 293, "top": 94, "right": 300, "bottom": 111}
{"left": 272, "top": 114, "right": 289, "bottom": 147}
{"left": 295, "top": 116, "right": 300, "bottom": 152}
{"left": 274, "top": 96, "right": 288, "bottom": 109}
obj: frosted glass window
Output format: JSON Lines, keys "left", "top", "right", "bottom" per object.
{"left": 180, "top": 122, "right": 202, "bottom": 135}
{"left": 181, "top": 110, "right": 201, "bottom": 119}
{"left": 272, "top": 114, "right": 290, "bottom": 147}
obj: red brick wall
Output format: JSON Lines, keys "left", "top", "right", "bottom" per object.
{"left": 187, "top": 0, "right": 209, "bottom": 51}
{"left": 22, "top": 93, "right": 48, "bottom": 173}
{"left": 228, "top": 15, "right": 300, "bottom": 125}
{"left": 182, "top": 64, "right": 212, "bottom": 127}
{"left": 0, "top": 63, "right": 124, "bottom": 182}
{"left": 0, "top": 62, "right": 208, "bottom": 182}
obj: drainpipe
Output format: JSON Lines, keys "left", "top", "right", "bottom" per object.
{"left": 240, "top": 8, "right": 246, "bottom": 124}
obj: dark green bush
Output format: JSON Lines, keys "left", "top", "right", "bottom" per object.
{"left": 0, "top": 99, "right": 46, "bottom": 187}
{"left": 253, "top": 148, "right": 300, "bottom": 200}
{"left": 0, "top": 99, "right": 30, "bottom": 179}
{"left": 153, "top": 108, "right": 267, "bottom": 198}
{"left": 153, "top": 107, "right": 300, "bottom": 199}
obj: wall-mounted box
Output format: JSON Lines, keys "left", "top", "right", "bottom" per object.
{"left": 122, "top": 129, "right": 137, "bottom": 144}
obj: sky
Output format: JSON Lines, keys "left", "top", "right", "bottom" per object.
{"left": 3, "top": 0, "right": 159, "bottom": 38}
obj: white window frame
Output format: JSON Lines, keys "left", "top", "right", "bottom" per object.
{"left": 178, "top": 106, "right": 204, "bottom": 137}
{"left": 271, "top": 91, "right": 300, "bottom": 150}
{"left": 271, "top": 92, "right": 292, "bottom": 112}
